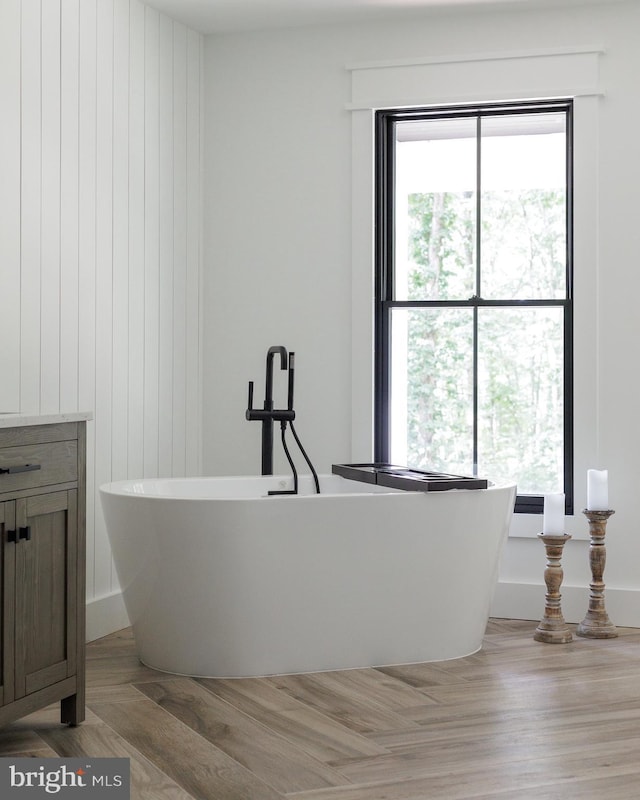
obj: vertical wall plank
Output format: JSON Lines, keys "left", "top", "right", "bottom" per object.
{"left": 172, "top": 23, "right": 188, "bottom": 477}
{"left": 78, "top": 0, "right": 98, "bottom": 602}
{"left": 185, "top": 30, "right": 202, "bottom": 475}
{"left": 20, "top": 0, "right": 43, "bottom": 414}
{"left": 0, "top": 0, "right": 22, "bottom": 412}
{"left": 128, "top": 0, "right": 145, "bottom": 480}
{"left": 143, "top": 6, "right": 161, "bottom": 478}
{"left": 111, "top": 0, "right": 130, "bottom": 482}
{"left": 158, "top": 14, "right": 174, "bottom": 478}
{"left": 60, "top": 0, "right": 81, "bottom": 411}
{"left": 94, "top": 0, "right": 115, "bottom": 598}
{"left": 40, "top": 0, "right": 62, "bottom": 414}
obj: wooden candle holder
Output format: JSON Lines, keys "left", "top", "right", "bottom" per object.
{"left": 534, "top": 533, "right": 573, "bottom": 644}
{"left": 576, "top": 509, "right": 617, "bottom": 639}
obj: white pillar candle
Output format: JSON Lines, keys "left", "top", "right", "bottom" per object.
{"left": 543, "top": 493, "right": 565, "bottom": 534}
{"left": 587, "top": 469, "right": 608, "bottom": 510}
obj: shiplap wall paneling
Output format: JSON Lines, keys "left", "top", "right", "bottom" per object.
{"left": 186, "top": 29, "right": 203, "bottom": 476}
{"left": 40, "top": 0, "right": 61, "bottom": 414}
{"left": 144, "top": 5, "right": 161, "bottom": 479}
{"left": 4, "top": 0, "right": 203, "bottom": 620}
{"left": 60, "top": 0, "right": 81, "bottom": 413}
{"left": 20, "top": 0, "right": 42, "bottom": 414}
{"left": 172, "top": 23, "right": 188, "bottom": 478}
{"left": 0, "top": 0, "right": 21, "bottom": 412}
{"left": 93, "top": 0, "right": 116, "bottom": 598}
{"left": 111, "top": 0, "right": 130, "bottom": 486}
{"left": 158, "top": 13, "right": 175, "bottom": 479}
{"left": 128, "top": 0, "right": 146, "bottom": 482}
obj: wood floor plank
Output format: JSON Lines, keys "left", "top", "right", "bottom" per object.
{"left": 85, "top": 655, "right": 169, "bottom": 688}
{"left": 417, "top": 671, "right": 640, "bottom": 715}
{"left": 375, "top": 661, "right": 472, "bottom": 689}
{"left": 0, "top": 738, "right": 58, "bottom": 757}
{"left": 270, "top": 672, "right": 421, "bottom": 734}
{"left": 441, "top": 641, "right": 640, "bottom": 682}
{"left": 0, "top": 727, "right": 57, "bottom": 755}
{"left": 298, "top": 668, "right": 440, "bottom": 712}
{"left": 199, "top": 677, "right": 305, "bottom": 712}
{"left": 85, "top": 627, "right": 137, "bottom": 659}
{"left": 136, "top": 678, "right": 349, "bottom": 793}
{"left": 89, "top": 695, "right": 285, "bottom": 800}
{"left": 86, "top": 684, "right": 147, "bottom": 704}
{"left": 197, "top": 677, "right": 388, "bottom": 762}
{"left": 484, "top": 618, "right": 534, "bottom": 635}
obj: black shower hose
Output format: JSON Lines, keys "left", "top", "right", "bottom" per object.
{"left": 283, "top": 420, "right": 321, "bottom": 494}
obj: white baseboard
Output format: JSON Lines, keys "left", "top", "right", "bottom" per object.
{"left": 491, "top": 581, "right": 640, "bottom": 628}
{"left": 86, "top": 591, "right": 130, "bottom": 642}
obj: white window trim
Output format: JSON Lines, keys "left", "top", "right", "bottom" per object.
{"left": 349, "top": 48, "right": 603, "bottom": 539}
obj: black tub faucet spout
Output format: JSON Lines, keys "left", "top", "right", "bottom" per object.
{"left": 265, "top": 345, "right": 288, "bottom": 411}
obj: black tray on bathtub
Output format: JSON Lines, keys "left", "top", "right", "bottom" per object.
{"left": 331, "top": 463, "right": 489, "bottom": 492}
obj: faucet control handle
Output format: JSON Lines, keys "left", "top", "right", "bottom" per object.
{"left": 272, "top": 409, "right": 295, "bottom": 422}
{"left": 287, "top": 352, "right": 295, "bottom": 411}
{"left": 246, "top": 380, "right": 258, "bottom": 420}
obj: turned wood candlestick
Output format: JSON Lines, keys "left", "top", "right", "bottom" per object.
{"left": 534, "top": 533, "right": 573, "bottom": 644}
{"left": 576, "top": 509, "right": 617, "bottom": 638}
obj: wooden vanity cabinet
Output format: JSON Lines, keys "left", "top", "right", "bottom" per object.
{"left": 0, "top": 421, "right": 86, "bottom": 727}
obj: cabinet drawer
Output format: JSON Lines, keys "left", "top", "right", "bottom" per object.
{"left": 0, "top": 440, "right": 78, "bottom": 493}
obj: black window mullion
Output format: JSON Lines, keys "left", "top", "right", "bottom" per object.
{"left": 566, "top": 103, "right": 574, "bottom": 302}
{"left": 563, "top": 103, "right": 574, "bottom": 515}
{"left": 563, "top": 290, "right": 574, "bottom": 515}
{"left": 386, "top": 298, "right": 568, "bottom": 309}
{"left": 473, "top": 116, "right": 482, "bottom": 475}
{"left": 476, "top": 115, "right": 482, "bottom": 298}
{"left": 473, "top": 306, "right": 479, "bottom": 474}
{"left": 374, "top": 114, "right": 395, "bottom": 463}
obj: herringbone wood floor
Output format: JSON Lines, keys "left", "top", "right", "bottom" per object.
{"left": 3, "top": 619, "right": 640, "bottom": 799}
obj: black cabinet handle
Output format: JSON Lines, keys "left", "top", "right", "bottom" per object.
{"left": 5, "top": 528, "right": 32, "bottom": 543}
{"left": 0, "top": 463, "right": 42, "bottom": 475}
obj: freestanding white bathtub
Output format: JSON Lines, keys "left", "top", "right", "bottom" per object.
{"left": 99, "top": 474, "right": 516, "bottom": 678}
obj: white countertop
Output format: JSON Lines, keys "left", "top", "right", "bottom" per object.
{"left": 0, "top": 412, "right": 92, "bottom": 429}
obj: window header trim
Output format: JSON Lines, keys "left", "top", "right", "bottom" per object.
{"left": 347, "top": 48, "right": 603, "bottom": 111}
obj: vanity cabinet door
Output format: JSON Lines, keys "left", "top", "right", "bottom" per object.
{"left": 0, "top": 501, "right": 16, "bottom": 708}
{"left": 13, "top": 490, "right": 77, "bottom": 701}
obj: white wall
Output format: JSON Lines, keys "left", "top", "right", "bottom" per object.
{"left": 203, "top": 1, "right": 640, "bottom": 625}
{"left": 203, "top": 24, "right": 354, "bottom": 477}
{"left": 0, "top": 0, "right": 203, "bottom": 639}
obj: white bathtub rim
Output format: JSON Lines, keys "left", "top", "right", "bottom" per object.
{"left": 100, "top": 473, "right": 514, "bottom": 501}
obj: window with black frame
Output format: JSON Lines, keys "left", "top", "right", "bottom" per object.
{"left": 375, "top": 100, "right": 573, "bottom": 515}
